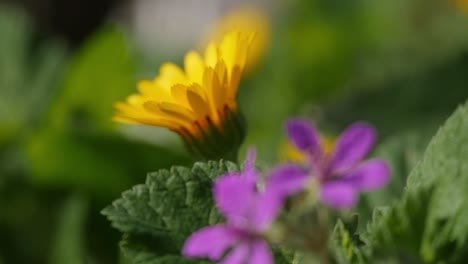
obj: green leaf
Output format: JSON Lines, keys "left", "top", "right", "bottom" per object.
{"left": 406, "top": 103, "right": 468, "bottom": 262}
{"left": 331, "top": 220, "right": 365, "bottom": 264}
{"left": 358, "top": 129, "right": 431, "bottom": 223}
{"left": 120, "top": 234, "right": 210, "bottom": 264}
{"left": 361, "top": 100, "right": 468, "bottom": 262}
{"left": 361, "top": 189, "right": 431, "bottom": 262}
{"left": 102, "top": 160, "right": 238, "bottom": 263}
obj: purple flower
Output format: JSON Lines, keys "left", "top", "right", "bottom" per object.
{"left": 183, "top": 149, "right": 282, "bottom": 264}
{"left": 268, "top": 119, "right": 391, "bottom": 209}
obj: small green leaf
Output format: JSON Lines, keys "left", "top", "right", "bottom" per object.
{"left": 331, "top": 220, "right": 365, "bottom": 264}
{"left": 361, "top": 189, "right": 431, "bottom": 262}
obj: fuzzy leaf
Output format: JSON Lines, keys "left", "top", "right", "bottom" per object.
{"left": 102, "top": 160, "right": 238, "bottom": 263}
{"left": 120, "top": 234, "right": 210, "bottom": 264}
{"left": 362, "top": 100, "right": 468, "bottom": 262}
{"left": 358, "top": 130, "right": 430, "bottom": 223}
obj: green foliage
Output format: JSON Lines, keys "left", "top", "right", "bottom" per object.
{"left": 357, "top": 129, "right": 431, "bottom": 223}
{"left": 331, "top": 220, "right": 365, "bottom": 264}
{"left": 323, "top": 55, "right": 468, "bottom": 138}
{"left": 119, "top": 234, "right": 210, "bottom": 264}
{"left": 24, "top": 26, "right": 188, "bottom": 196}
{"left": 47, "top": 26, "right": 135, "bottom": 132}
{"left": 26, "top": 130, "right": 187, "bottom": 196}
{"left": 102, "top": 160, "right": 237, "bottom": 263}
{"left": 0, "top": 4, "right": 67, "bottom": 144}
{"left": 361, "top": 190, "right": 431, "bottom": 263}
{"left": 406, "top": 104, "right": 468, "bottom": 262}
{"left": 50, "top": 194, "right": 88, "bottom": 264}
{"left": 360, "top": 100, "right": 468, "bottom": 262}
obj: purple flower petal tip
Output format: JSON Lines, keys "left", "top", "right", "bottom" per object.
{"left": 214, "top": 173, "right": 254, "bottom": 223}
{"left": 349, "top": 159, "right": 391, "bottom": 191}
{"left": 321, "top": 182, "right": 358, "bottom": 209}
{"left": 182, "top": 225, "right": 237, "bottom": 261}
{"left": 249, "top": 240, "right": 274, "bottom": 264}
{"left": 267, "top": 164, "right": 309, "bottom": 198}
{"left": 220, "top": 243, "right": 249, "bottom": 264}
{"left": 331, "top": 122, "right": 377, "bottom": 172}
{"left": 285, "top": 118, "right": 322, "bottom": 153}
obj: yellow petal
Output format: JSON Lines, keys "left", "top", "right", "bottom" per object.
{"left": 219, "top": 31, "right": 239, "bottom": 72}
{"left": 127, "top": 94, "right": 146, "bottom": 105}
{"left": 204, "top": 43, "right": 218, "bottom": 68}
{"left": 114, "top": 114, "right": 180, "bottom": 130}
{"left": 206, "top": 67, "right": 226, "bottom": 112}
{"left": 227, "top": 65, "right": 241, "bottom": 101}
{"left": 144, "top": 101, "right": 196, "bottom": 124}
{"left": 186, "top": 88, "right": 209, "bottom": 119}
{"left": 171, "top": 84, "right": 191, "bottom": 108}
{"left": 184, "top": 51, "right": 205, "bottom": 84}
{"left": 137, "top": 80, "right": 171, "bottom": 102}
{"left": 202, "top": 7, "right": 270, "bottom": 74}
{"left": 214, "top": 60, "right": 228, "bottom": 87}
{"left": 156, "top": 63, "right": 189, "bottom": 90}
{"left": 137, "top": 80, "right": 155, "bottom": 96}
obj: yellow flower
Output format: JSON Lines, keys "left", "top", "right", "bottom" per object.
{"left": 454, "top": 0, "right": 468, "bottom": 12}
{"left": 202, "top": 6, "right": 271, "bottom": 74}
{"left": 114, "top": 30, "right": 254, "bottom": 160}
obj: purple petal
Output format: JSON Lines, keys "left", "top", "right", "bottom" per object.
{"left": 244, "top": 147, "right": 257, "bottom": 173}
{"left": 243, "top": 147, "right": 259, "bottom": 183}
{"left": 286, "top": 119, "right": 323, "bottom": 157}
{"left": 330, "top": 122, "right": 376, "bottom": 173}
{"left": 220, "top": 243, "right": 249, "bottom": 264}
{"left": 267, "top": 164, "right": 309, "bottom": 198}
{"left": 251, "top": 190, "right": 284, "bottom": 232}
{"left": 345, "top": 159, "right": 391, "bottom": 191}
{"left": 321, "top": 182, "right": 358, "bottom": 209}
{"left": 249, "top": 240, "right": 274, "bottom": 264}
{"left": 214, "top": 173, "right": 255, "bottom": 225}
{"left": 183, "top": 225, "right": 238, "bottom": 261}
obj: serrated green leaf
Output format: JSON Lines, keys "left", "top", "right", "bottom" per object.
{"left": 102, "top": 160, "right": 238, "bottom": 263}
{"left": 361, "top": 189, "right": 431, "bottom": 262}
{"left": 358, "top": 130, "right": 430, "bottom": 223}
{"left": 406, "top": 102, "right": 468, "bottom": 262}
{"left": 361, "top": 100, "right": 468, "bottom": 262}
{"left": 331, "top": 220, "right": 365, "bottom": 264}
{"left": 120, "top": 234, "right": 210, "bottom": 264}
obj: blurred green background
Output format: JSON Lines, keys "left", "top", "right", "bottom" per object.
{"left": 1, "top": 0, "right": 468, "bottom": 263}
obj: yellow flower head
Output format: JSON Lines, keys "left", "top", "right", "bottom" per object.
{"left": 203, "top": 6, "right": 271, "bottom": 74}
{"left": 114, "top": 30, "right": 254, "bottom": 160}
